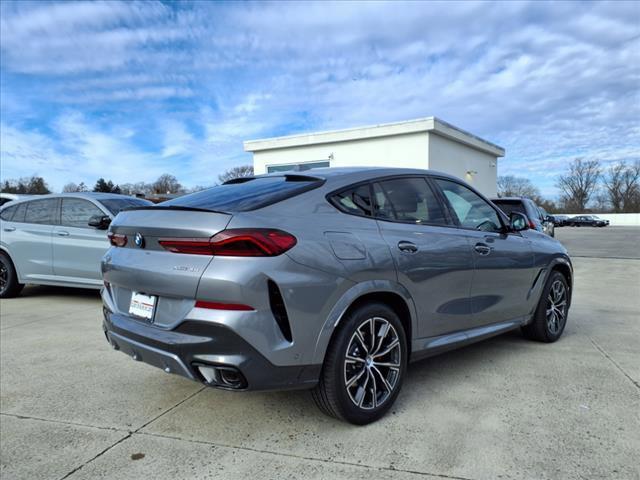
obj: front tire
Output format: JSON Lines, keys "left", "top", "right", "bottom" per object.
{"left": 522, "top": 271, "right": 569, "bottom": 342}
{"left": 0, "top": 252, "right": 24, "bottom": 298}
{"left": 312, "top": 302, "right": 407, "bottom": 425}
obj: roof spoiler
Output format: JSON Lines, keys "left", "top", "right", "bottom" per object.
{"left": 223, "top": 174, "right": 324, "bottom": 185}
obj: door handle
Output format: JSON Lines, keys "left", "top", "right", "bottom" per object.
{"left": 56, "top": 231, "right": 70, "bottom": 237}
{"left": 3, "top": 227, "right": 16, "bottom": 232}
{"left": 398, "top": 241, "right": 418, "bottom": 253}
{"left": 474, "top": 243, "right": 491, "bottom": 256}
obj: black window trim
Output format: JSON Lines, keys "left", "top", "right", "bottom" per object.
{"left": 326, "top": 174, "right": 457, "bottom": 227}
{"left": 427, "top": 175, "right": 511, "bottom": 234}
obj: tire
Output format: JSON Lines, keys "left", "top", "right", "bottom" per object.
{"left": 312, "top": 302, "right": 407, "bottom": 425}
{"left": 0, "top": 252, "right": 24, "bottom": 298}
{"left": 522, "top": 271, "right": 569, "bottom": 342}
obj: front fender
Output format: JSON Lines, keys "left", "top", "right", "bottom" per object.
{"left": 311, "top": 279, "right": 418, "bottom": 365}
{"left": 526, "top": 254, "right": 573, "bottom": 321}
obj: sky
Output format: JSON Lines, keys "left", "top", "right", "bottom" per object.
{"left": 0, "top": 0, "right": 638, "bottom": 197}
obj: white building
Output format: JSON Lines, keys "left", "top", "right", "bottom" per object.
{"left": 244, "top": 117, "right": 505, "bottom": 197}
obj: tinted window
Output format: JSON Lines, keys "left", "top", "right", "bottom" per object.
{"left": 161, "top": 176, "right": 322, "bottom": 212}
{"left": 99, "top": 197, "right": 152, "bottom": 215}
{"left": 24, "top": 199, "right": 58, "bottom": 225}
{"left": 61, "top": 199, "right": 104, "bottom": 228}
{"left": 374, "top": 177, "right": 447, "bottom": 225}
{"left": 11, "top": 203, "right": 27, "bottom": 223}
{"left": 331, "top": 184, "right": 373, "bottom": 216}
{"left": 0, "top": 205, "right": 17, "bottom": 221}
{"left": 435, "top": 179, "right": 502, "bottom": 232}
{"left": 372, "top": 183, "right": 394, "bottom": 219}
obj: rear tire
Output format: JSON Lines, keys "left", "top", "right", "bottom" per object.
{"left": 312, "top": 302, "right": 407, "bottom": 425}
{"left": 522, "top": 271, "right": 569, "bottom": 342}
{"left": 0, "top": 252, "right": 24, "bottom": 298}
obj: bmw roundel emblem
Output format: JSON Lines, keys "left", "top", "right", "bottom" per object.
{"left": 134, "top": 232, "right": 145, "bottom": 248}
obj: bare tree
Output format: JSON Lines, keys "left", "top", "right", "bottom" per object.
{"left": 62, "top": 182, "right": 88, "bottom": 193}
{"left": 497, "top": 175, "right": 541, "bottom": 198}
{"left": 556, "top": 159, "right": 601, "bottom": 213}
{"left": 152, "top": 174, "right": 183, "bottom": 194}
{"left": 119, "top": 182, "right": 152, "bottom": 196}
{"left": 621, "top": 160, "right": 640, "bottom": 212}
{"left": 218, "top": 165, "right": 254, "bottom": 184}
{"left": 602, "top": 160, "right": 640, "bottom": 213}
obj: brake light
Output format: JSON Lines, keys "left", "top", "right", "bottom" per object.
{"left": 529, "top": 220, "right": 536, "bottom": 230}
{"left": 159, "top": 229, "right": 297, "bottom": 257}
{"left": 108, "top": 232, "right": 127, "bottom": 247}
{"left": 195, "top": 300, "right": 254, "bottom": 311}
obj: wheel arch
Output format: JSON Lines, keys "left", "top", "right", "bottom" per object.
{"left": 312, "top": 280, "right": 417, "bottom": 365}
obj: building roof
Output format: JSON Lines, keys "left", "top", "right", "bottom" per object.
{"left": 244, "top": 116, "right": 505, "bottom": 157}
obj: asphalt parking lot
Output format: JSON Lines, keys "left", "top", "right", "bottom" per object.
{"left": 1, "top": 227, "right": 639, "bottom": 480}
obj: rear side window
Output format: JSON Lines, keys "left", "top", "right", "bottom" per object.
{"left": 374, "top": 178, "right": 447, "bottom": 225}
{"left": 61, "top": 199, "right": 104, "bottom": 228}
{"left": 0, "top": 205, "right": 17, "bottom": 221}
{"left": 435, "top": 179, "right": 502, "bottom": 232}
{"left": 24, "top": 199, "right": 58, "bottom": 225}
{"left": 330, "top": 184, "right": 373, "bottom": 216}
{"left": 160, "top": 176, "right": 323, "bottom": 212}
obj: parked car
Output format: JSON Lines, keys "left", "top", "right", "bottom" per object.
{"left": 101, "top": 168, "right": 573, "bottom": 424}
{"left": 537, "top": 207, "right": 555, "bottom": 237}
{"left": 0, "top": 193, "right": 152, "bottom": 297}
{"left": 569, "top": 215, "right": 610, "bottom": 227}
{"left": 490, "top": 197, "right": 555, "bottom": 237}
{"left": 552, "top": 214, "right": 571, "bottom": 227}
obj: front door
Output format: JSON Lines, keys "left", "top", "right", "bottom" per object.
{"left": 372, "top": 177, "right": 476, "bottom": 338}
{"left": 432, "top": 178, "right": 536, "bottom": 326}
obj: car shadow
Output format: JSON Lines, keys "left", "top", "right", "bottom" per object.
{"left": 15, "top": 284, "right": 101, "bottom": 300}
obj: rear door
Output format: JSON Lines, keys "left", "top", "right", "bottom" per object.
{"left": 6, "top": 198, "right": 58, "bottom": 282}
{"left": 433, "top": 178, "right": 536, "bottom": 327}
{"left": 372, "top": 176, "right": 476, "bottom": 338}
{"left": 52, "top": 198, "right": 110, "bottom": 285}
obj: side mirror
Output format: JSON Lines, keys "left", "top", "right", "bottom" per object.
{"left": 545, "top": 215, "right": 554, "bottom": 223}
{"left": 88, "top": 214, "right": 111, "bottom": 230}
{"left": 509, "top": 212, "right": 529, "bottom": 231}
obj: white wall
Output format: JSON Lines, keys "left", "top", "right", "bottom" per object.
{"left": 427, "top": 133, "right": 498, "bottom": 197}
{"left": 253, "top": 132, "right": 429, "bottom": 174}
{"left": 559, "top": 213, "right": 640, "bottom": 226}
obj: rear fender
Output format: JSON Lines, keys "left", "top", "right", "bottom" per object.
{"left": 311, "top": 280, "right": 418, "bottom": 365}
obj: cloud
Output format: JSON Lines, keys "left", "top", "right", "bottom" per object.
{"left": 1, "top": 0, "right": 638, "bottom": 196}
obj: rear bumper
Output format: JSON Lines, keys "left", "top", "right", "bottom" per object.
{"left": 103, "top": 310, "right": 321, "bottom": 391}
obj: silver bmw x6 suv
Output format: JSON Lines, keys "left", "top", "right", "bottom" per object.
{"left": 102, "top": 167, "right": 572, "bottom": 424}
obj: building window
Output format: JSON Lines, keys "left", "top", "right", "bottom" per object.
{"left": 266, "top": 161, "right": 330, "bottom": 173}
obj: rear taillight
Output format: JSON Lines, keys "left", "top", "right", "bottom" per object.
{"left": 108, "top": 232, "right": 127, "bottom": 247}
{"left": 529, "top": 220, "right": 536, "bottom": 230}
{"left": 159, "top": 229, "right": 297, "bottom": 257}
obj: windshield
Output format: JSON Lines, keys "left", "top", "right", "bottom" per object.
{"left": 99, "top": 197, "right": 153, "bottom": 215}
{"left": 159, "top": 176, "right": 323, "bottom": 212}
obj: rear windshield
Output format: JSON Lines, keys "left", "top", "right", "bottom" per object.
{"left": 159, "top": 176, "right": 323, "bottom": 212}
{"left": 492, "top": 200, "right": 525, "bottom": 216}
{"left": 99, "top": 197, "right": 153, "bottom": 215}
